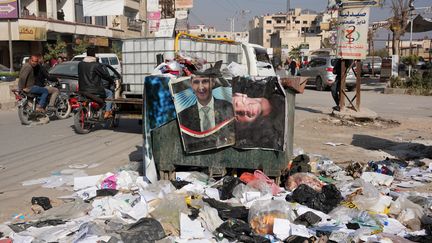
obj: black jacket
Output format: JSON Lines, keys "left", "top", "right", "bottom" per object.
{"left": 34, "top": 64, "right": 57, "bottom": 87}
{"left": 78, "top": 57, "right": 113, "bottom": 97}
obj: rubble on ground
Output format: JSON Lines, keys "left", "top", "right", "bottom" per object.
{"left": 1, "top": 153, "right": 432, "bottom": 243}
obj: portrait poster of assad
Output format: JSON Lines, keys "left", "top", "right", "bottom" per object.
{"left": 232, "top": 76, "right": 286, "bottom": 151}
{"left": 169, "top": 74, "right": 235, "bottom": 153}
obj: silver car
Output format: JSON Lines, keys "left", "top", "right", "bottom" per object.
{"left": 299, "top": 56, "right": 357, "bottom": 91}
{"left": 361, "top": 56, "right": 382, "bottom": 76}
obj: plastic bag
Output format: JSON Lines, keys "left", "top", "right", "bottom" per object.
{"left": 389, "top": 196, "right": 424, "bottom": 230}
{"left": 248, "top": 200, "right": 295, "bottom": 235}
{"left": 285, "top": 172, "right": 324, "bottom": 192}
{"left": 352, "top": 179, "right": 392, "bottom": 214}
{"left": 240, "top": 170, "right": 281, "bottom": 196}
{"left": 220, "top": 176, "right": 242, "bottom": 200}
{"left": 150, "top": 193, "right": 189, "bottom": 230}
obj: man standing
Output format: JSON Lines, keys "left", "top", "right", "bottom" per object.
{"left": 34, "top": 54, "right": 60, "bottom": 111}
{"left": 332, "top": 59, "right": 353, "bottom": 111}
{"left": 19, "top": 54, "right": 49, "bottom": 112}
{"left": 78, "top": 46, "right": 114, "bottom": 118}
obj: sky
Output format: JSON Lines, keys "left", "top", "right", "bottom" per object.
{"left": 189, "top": 0, "right": 432, "bottom": 49}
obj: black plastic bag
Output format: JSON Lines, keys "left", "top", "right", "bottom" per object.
{"left": 203, "top": 198, "right": 249, "bottom": 221}
{"left": 170, "top": 180, "right": 191, "bottom": 190}
{"left": 216, "top": 218, "right": 251, "bottom": 241}
{"left": 31, "top": 196, "right": 52, "bottom": 210}
{"left": 118, "top": 218, "right": 166, "bottom": 243}
{"left": 289, "top": 184, "right": 343, "bottom": 214}
{"left": 294, "top": 211, "right": 322, "bottom": 227}
{"left": 220, "top": 176, "right": 242, "bottom": 200}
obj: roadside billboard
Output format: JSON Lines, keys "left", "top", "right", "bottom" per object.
{"left": 0, "top": 0, "right": 19, "bottom": 19}
{"left": 336, "top": 7, "right": 370, "bottom": 60}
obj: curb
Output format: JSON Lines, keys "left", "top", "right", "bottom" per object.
{"left": 383, "top": 88, "right": 408, "bottom": 95}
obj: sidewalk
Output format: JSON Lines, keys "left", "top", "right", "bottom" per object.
{"left": 0, "top": 80, "right": 17, "bottom": 110}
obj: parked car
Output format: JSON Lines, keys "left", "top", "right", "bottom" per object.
{"left": 48, "top": 61, "right": 122, "bottom": 94}
{"left": 361, "top": 56, "right": 382, "bottom": 76}
{"left": 71, "top": 53, "right": 121, "bottom": 74}
{"left": 0, "top": 64, "right": 16, "bottom": 82}
{"left": 298, "top": 56, "right": 356, "bottom": 91}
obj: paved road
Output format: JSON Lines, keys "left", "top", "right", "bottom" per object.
{"left": 0, "top": 80, "right": 431, "bottom": 221}
{"left": 0, "top": 113, "right": 142, "bottom": 222}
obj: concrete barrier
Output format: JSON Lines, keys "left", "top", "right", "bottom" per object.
{"left": 0, "top": 80, "right": 17, "bottom": 110}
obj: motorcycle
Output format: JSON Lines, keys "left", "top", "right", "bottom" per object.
{"left": 12, "top": 81, "right": 71, "bottom": 125}
{"left": 73, "top": 92, "right": 119, "bottom": 134}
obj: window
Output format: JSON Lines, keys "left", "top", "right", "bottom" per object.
{"left": 303, "top": 21, "right": 308, "bottom": 24}
{"left": 266, "top": 29, "right": 272, "bottom": 33}
{"left": 100, "top": 57, "right": 109, "bottom": 64}
{"left": 75, "top": 0, "right": 92, "bottom": 24}
{"left": 287, "top": 21, "right": 291, "bottom": 24}
{"left": 295, "top": 20, "right": 300, "bottom": 24}
{"left": 95, "top": 16, "right": 107, "bottom": 26}
{"left": 276, "top": 20, "right": 282, "bottom": 24}
{"left": 109, "top": 57, "right": 119, "bottom": 65}
{"left": 266, "top": 20, "right": 272, "bottom": 24}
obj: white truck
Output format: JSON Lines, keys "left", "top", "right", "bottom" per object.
{"left": 121, "top": 34, "right": 275, "bottom": 98}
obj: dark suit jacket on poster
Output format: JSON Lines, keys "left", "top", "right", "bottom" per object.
{"left": 178, "top": 98, "right": 235, "bottom": 153}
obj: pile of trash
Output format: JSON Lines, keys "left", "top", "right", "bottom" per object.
{"left": 1, "top": 155, "right": 432, "bottom": 242}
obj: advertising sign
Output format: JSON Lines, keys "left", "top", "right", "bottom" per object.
{"left": 0, "top": 0, "right": 19, "bottom": 19}
{"left": 148, "top": 19, "right": 160, "bottom": 32}
{"left": 147, "top": 11, "right": 161, "bottom": 21}
{"left": 175, "top": 10, "right": 188, "bottom": 31}
{"left": 83, "top": 0, "right": 124, "bottom": 16}
{"left": 336, "top": 7, "right": 370, "bottom": 60}
{"left": 175, "top": 0, "right": 193, "bottom": 9}
{"left": 19, "top": 26, "right": 47, "bottom": 41}
{"left": 155, "top": 18, "right": 176, "bottom": 37}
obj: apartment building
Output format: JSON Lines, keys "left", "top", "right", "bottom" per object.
{"left": 0, "top": 0, "right": 147, "bottom": 69}
{"left": 248, "top": 8, "right": 320, "bottom": 48}
{"left": 189, "top": 25, "right": 249, "bottom": 43}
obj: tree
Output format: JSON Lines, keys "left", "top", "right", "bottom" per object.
{"left": 111, "top": 41, "right": 122, "bottom": 61}
{"left": 388, "top": 0, "right": 413, "bottom": 56}
{"left": 44, "top": 35, "right": 67, "bottom": 61}
{"left": 73, "top": 38, "right": 90, "bottom": 56}
{"left": 288, "top": 46, "right": 301, "bottom": 60}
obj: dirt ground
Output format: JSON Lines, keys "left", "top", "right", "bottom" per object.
{"left": 294, "top": 112, "right": 432, "bottom": 166}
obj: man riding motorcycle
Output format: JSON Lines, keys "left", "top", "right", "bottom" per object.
{"left": 78, "top": 46, "right": 114, "bottom": 119}
{"left": 18, "top": 54, "right": 49, "bottom": 112}
{"left": 34, "top": 54, "right": 60, "bottom": 111}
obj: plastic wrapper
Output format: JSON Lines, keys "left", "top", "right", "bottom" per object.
{"left": 286, "top": 172, "right": 324, "bottom": 192}
{"left": 248, "top": 200, "right": 294, "bottom": 235}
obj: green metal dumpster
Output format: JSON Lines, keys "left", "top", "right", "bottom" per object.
{"left": 149, "top": 87, "right": 296, "bottom": 180}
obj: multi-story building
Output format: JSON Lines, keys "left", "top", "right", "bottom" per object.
{"left": 189, "top": 25, "right": 249, "bottom": 43}
{"left": 248, "top": 8, "right": 320, "bottom": 48}
{"left": 0, "top": 0, "right": 147, "bottom": 69}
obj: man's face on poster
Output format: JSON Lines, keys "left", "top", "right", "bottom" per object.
{"left": 232, "top": 93, "right": 271, "bottom": 123}
{"left": 191, "top": 76, "right": 214, "bottom": 106}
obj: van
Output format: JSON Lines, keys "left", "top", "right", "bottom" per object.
{"left": 71, "top": 53, "right": 121, "bottom": 74}
{"left": 241, "top": 43, "right": 276, "bottom": 77}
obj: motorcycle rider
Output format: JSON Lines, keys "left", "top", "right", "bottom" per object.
{"left": 34, "top": 54, "right": 60, "bottom": 111}
{"left": 18, "top": 54, "right": 49, "bottom": 112}
{"left": 78, "top": 46, "right": 114, "bottom": 119}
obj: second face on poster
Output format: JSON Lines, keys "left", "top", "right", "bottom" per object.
{"left": 170, "top": 76, "right": 235, "bottom": 153}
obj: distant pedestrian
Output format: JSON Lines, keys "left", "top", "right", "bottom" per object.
{"left": 288, "top": 57, "right": 297, "bottom": 76}
{"left": 331, "top": 59, "right": 353, "bottom": 111}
